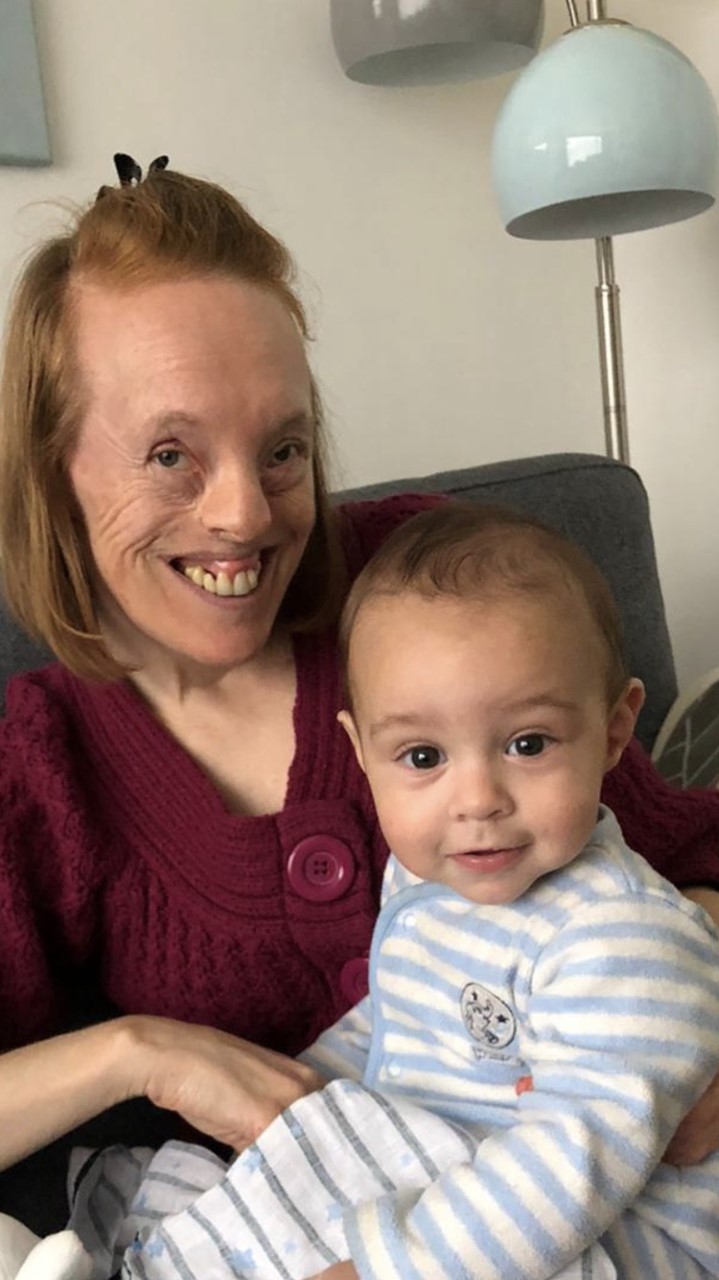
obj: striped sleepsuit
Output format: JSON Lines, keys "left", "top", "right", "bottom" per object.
{"left": 109, "top": 807, "right": 719, "bottom": 1279}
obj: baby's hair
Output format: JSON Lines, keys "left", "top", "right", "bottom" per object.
{"left": 340, "top": 501, "right": 629, "bottom": 705}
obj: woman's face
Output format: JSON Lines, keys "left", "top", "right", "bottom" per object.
{"left": 68, "top": 275, "right": 317, "bottom": 671}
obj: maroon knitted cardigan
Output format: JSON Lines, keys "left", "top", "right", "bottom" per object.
{"left": 1, "top": 494, "right": 717, "bottom": 1056}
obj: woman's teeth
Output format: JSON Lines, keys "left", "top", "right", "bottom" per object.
{"left": 182, "top": 565, "right": 260, "bottom": 597}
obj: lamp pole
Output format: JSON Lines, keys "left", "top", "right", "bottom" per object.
{"left": 565, "top": 0, "right": 630, "bottom": 463}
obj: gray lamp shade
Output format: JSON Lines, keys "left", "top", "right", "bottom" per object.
{"left": 492, "top": 22, "right": 719, "bottom": 241}
{"left": 330, "top": 0, "right": 544, "bottom": 87}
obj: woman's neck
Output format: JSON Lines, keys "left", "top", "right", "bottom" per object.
{"left": 127, "top": 628, "right": 294, "bottom": 714}
{"left": 126, "top": 630, "right": 298, "bottom": 816}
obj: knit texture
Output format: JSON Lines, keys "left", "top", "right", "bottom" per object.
{"left": 1, "top": 493, "right": 718, "bottom": 1058}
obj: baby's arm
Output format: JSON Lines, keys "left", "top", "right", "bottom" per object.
{"left": 665, "top": 887, "right": 719, "bottom": 1164}
{"left": 335, "top": 892, "right": 719, "bottom": 1279}
{"left": 300, "top": 995, "right": 374, "bottom": 1084}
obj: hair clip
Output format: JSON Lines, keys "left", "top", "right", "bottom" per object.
{"left": 96, "top": 153, "right": 170, "bottom": 200}
{"left": 114, "top": 152, "right": 142, "bottom": 187}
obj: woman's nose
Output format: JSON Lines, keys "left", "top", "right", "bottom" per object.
{"left": 450, "top": 762, "right": 512, "bottom": 822}
{"left": 198, "top": 465, "right": 273, "bottom": 543}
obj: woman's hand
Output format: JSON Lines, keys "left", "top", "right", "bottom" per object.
{"left": 665, "top": 889, "right": 719, "bottom": 1165}
{"left": 664, "top": 1070, "right": 719, "bottom": 1166}
{"left": 310, "top": 1265, "right": 359, "bottom": 1280}
{"left": 0, "top": 1016, "right": 324, "bottom": 1172}
{"left": 123, "top": 1015, "right": 325, "bottom": 1150}
{"left": 684, "top": 886, "right": 719, "bottom": 930}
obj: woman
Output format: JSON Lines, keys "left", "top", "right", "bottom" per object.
{"left": 0, "top": 164, "right": 717, "bottom": 1248}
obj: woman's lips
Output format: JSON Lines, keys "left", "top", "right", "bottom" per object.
{"left": 169, "top": 552, "right": 265, "bottom": 598}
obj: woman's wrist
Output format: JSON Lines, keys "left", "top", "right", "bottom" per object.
{"left": 113, "top": 1013, "right": 185, "bottom": 1103}
{"left": 0, "top": 1018, "right": 148, "bottom": 1171}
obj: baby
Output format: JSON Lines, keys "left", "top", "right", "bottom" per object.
{"left": 54, "top": 505, "right": 719, "bottom": 1278}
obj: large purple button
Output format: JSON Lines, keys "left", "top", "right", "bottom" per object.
{"left": 286, "top": 835, "right": 357, "bottom": 902}
{"left": 340, "top": 957, "right": 369, "bottom": 1004}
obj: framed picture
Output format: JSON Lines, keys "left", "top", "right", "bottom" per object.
{"left": 0, "top": 0, "right": 50, "bottom": 167}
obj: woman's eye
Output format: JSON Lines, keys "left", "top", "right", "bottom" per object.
{"left": 269, "top": 441, "right": 306, "bottom": 468}
{"left": 507, "top": 734, "right": 549, "bottom": 758}
{"left": 401, "top": 745, "right": 444, "bottom": 771}
{"left": 152, "top": 448, "right": 185, "bottom": 470}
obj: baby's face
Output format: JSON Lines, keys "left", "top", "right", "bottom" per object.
{"left": 341, "top": 589, "right": 639, "bottom": 906}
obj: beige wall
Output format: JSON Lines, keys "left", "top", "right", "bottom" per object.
{"left": 0, "top": 0, "right": 717, "bottom": 689}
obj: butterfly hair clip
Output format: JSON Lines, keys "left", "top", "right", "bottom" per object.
{"left": 96, "top": 152, "right": 169, "bottom": 200}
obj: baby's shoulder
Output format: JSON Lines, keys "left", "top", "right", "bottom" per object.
{"left": 530, "top": 806, "right": 719, "bottom": 952}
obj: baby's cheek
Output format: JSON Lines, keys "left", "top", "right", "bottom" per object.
{"left": 377, "top": 803, "right": 429, "bottom": 865}
{"left": 551, "top": 791, "right": 602, "bottom": 849}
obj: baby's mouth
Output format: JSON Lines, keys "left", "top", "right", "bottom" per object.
{"left": 171, "top": 555, "right": 262, "bottom": 598}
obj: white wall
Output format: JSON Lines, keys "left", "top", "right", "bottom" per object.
{"left": 0, "top": 0, "right": 717, "bottom": 689}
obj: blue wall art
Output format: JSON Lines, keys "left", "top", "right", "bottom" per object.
{"left": 0, "top": 0, "right": 51, "bottom": 166}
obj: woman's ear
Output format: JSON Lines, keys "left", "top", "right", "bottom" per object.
{"left": 605, "top": 678, "right": 645, "bottom": 772}
{"left": 337, "top": 709, "right": 366, "bottom": 773}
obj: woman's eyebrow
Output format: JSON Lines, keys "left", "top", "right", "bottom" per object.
{"left": 141, "top": 408, "right": 315, "bottom": 436}
{"left": 143, "top": 410, "right": 201, "bottom": 435}
{"left": 272, "top": 409, "right": 315, "bottom": 433}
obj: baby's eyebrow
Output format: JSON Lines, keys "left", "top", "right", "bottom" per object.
{"left": 368, "top": 713, "right": 428, "bottom": 741}
{"left": 502, "top": 695, "right": 579, "bottom": 715}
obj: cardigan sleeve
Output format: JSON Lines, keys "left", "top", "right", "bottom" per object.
{"left": 0, "top": 681, "right": 100, "bottom": 1050}
{"left": 601, "top": 737, "right": 719, "bottom": 888}
{"left": 337, "top": 492, "right": 446, "bottom": 582}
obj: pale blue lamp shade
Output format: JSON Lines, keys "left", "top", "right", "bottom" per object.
{"left": 492, "top": 23, "right": 719, "bottom": 240}
{"left": 330, "top": 0, "right": 543, "bottom": 87}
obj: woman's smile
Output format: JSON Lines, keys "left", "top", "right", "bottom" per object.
{"left": 171, "top": 553, "right": 263, "bottom": 598}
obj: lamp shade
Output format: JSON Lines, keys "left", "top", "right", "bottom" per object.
{"left": 330, "top": 0, "right": 543, "bottom": 87}
{"left": 492, "top": 22, "right": 719, "bottom": 240}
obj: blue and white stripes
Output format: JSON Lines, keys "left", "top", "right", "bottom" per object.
{"left": 306, "top": 807, "right": 719, "bottom": 1278}
{"left": 71, "top": 807, "right": 719, "bottom": 1279}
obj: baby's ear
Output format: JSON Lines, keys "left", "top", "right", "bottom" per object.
{"left": 337, "top": 709, "right": 366, "bottom": 772}
{"left": 605, "top": 678, "right": 645, "bottom": 772}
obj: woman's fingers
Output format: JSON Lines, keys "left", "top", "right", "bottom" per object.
{"left": 663, "top": 1069, "right": 719, "bottom": 1165}
{"left": 123, "top": 1015, "right": 324, "bottom": 1148}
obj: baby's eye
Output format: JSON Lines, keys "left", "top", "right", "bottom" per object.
{"left": 152, "top": 447, "right": 186, "bottom": 470}
{"left": 401, "top": 745, "right": 445, "bottom": 770}
{"left": 506, "top": 734, "right": 549, "bottom": 758}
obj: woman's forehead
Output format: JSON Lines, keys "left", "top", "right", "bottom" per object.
{"left": 71, "top": 274, "right": 313, "bottom": 417}
{"left": 72, "top": 274, "right": 304, "bottom": 353}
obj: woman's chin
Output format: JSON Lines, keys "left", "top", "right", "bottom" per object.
{"left": 104, "top": 613, "right": 276, "bottom": 676}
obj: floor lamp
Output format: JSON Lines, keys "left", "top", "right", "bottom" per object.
{"left": 330, "top": 0, "right": 719, "bottom": 462}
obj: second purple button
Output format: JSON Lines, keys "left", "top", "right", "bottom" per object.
{"left": 340, "top": 956, "right": 370, "bottom": 1004}
{"left": 287, "top": 835, "right": 357, "bottom": 902}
